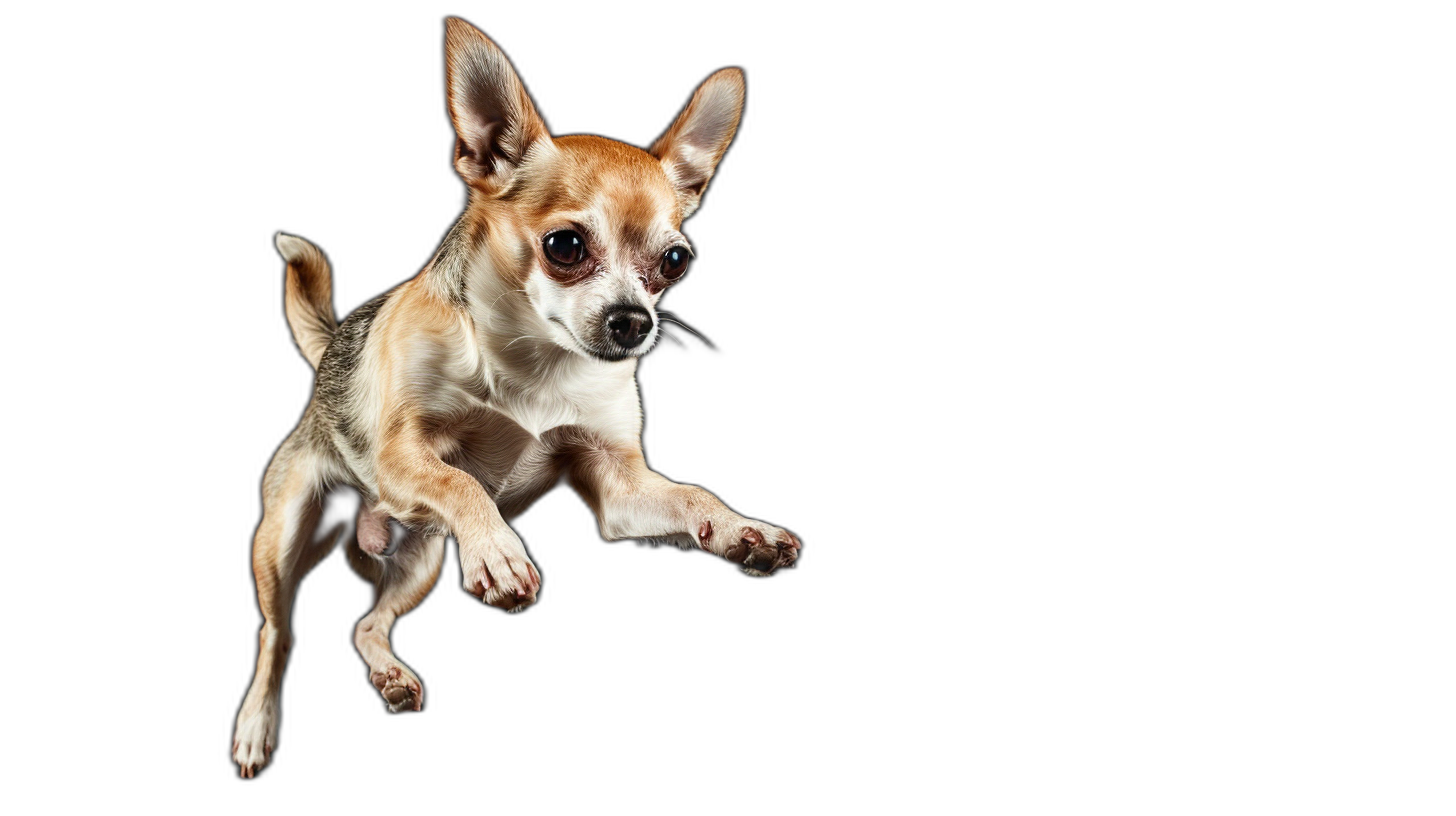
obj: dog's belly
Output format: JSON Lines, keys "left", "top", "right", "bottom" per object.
{"left": 437, "top": 406, "right": 567, "bottom": 519}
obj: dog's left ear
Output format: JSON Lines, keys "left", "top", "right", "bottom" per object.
{"left": 650, "top": 68, "right": 745, "bottom": 219}
{"left": 444, "top": 17, "right": 549, "bottom": 192}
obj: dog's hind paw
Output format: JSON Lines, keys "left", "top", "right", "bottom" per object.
{"left": 233, "top": 700, "right": 279, "bottom": 779}
{"left": 371, "top": 663, "right": 423, "bottom": 712}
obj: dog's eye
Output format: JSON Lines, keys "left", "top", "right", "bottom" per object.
{"left": 661, "top": 246, "right": 690, "bottom": 280}
{"left": 543, "top": 231, "right": 586, "bottom": 265}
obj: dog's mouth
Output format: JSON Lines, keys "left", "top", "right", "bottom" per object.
{"left": 547, "top": 315, "right": 648, "bottom": 362}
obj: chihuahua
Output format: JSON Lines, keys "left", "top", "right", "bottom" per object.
{"left": 232, "top": 18, "right": 800, "bottom": 778}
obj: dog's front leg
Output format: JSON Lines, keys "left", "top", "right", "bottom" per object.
{"left": 379, "top": 434, "right": 540, "bottom": 610}
{"left": 568, "top": 443, "right": 801, "bottom": 575}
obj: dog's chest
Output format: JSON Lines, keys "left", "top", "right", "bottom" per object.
{"left": 432, "top": 362, "right": 640, "bottom": 494}
{"left": 481, "top": 360, "right": 640, "bottom": 441}
{"left": 485, "top": 387, "right": 581, "bottom": 440}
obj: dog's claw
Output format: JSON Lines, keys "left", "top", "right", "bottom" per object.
{"left": 460, "top": 534, "right": 540, "bottom": 612}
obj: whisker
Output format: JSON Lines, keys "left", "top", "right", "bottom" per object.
{"left": 501, "top": 335, "right": 542, "bottom": 352}
{"left": 655, "top": 309, "right": 716, "bottom": 349}
{"left": 488, "top": 287, "right": 529, "bottom": 311}
{"left": 658, "top": 324, "right": 684, "bottom": 351}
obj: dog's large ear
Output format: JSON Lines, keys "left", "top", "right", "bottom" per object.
{"left": 650, "top": 68, "right": 745, "bottom": 219}
{"left": 444, "top": 17, "right": 549, "bottom": 191}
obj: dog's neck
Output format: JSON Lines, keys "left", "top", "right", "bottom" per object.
{"left": 423, "top": 214, "right": 477, "bottom": 307}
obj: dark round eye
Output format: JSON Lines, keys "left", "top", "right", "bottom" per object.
{"left": 543, "top": 231, "right": 586, "bottom": 265}
{"left": 661, "top": 246, "right": 690, "bottom": 280}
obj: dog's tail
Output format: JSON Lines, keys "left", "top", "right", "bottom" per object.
{"left": 274, "top": 232, "right": 337, "bottom": 369}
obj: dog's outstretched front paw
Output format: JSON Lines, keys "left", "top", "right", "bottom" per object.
{"left": 461, "top": 531, "right": 541, "bottom": 612}
{"left": 371, "top": 663, "right": 423, "bottom": 712}
{"left": 698, "top": 517, "right": 801, "bottom": 576}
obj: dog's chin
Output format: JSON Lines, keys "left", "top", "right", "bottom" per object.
{"left": 582, "top": 341, "right": 649, "bottom": 363}
{"left": 594, "top": 331, "right": 659, "bottom": 362}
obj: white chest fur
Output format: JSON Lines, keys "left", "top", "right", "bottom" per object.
{"left": 484, "top": 356, "right": 643, "bottom": 443}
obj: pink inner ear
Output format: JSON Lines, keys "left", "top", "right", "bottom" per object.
{"left": 456, "top": 118, "right": 504, "bottom": 177}
{"left": 681, "top": 86, "right": 740, "bottom": 152}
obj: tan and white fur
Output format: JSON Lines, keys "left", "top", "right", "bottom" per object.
{"left": 233, "top": 18, "right": 801, "bottom": 778}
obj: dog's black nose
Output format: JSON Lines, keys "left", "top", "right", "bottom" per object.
{"left": 606, "top": 306, "right": 653, "bottom": 349}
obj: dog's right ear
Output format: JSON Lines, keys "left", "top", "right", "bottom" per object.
{"left": 444, "top": 17, "right": 549, "bottom": 192}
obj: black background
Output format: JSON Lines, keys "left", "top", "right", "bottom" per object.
{"left": 107, "top": 9, "right": 937, "bottom": 786}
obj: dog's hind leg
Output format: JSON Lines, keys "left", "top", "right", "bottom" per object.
{"left": 233, "top": 429, "right": 338, "bottom": 779}
{"left": 353, "top": 529, "right": 445, "bottom": 712}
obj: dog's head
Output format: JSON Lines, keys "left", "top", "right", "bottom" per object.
{"left": 443, "top": 18, "right": 743, "bottom": 361}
